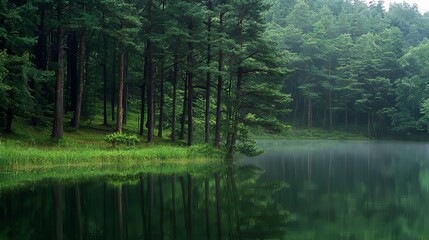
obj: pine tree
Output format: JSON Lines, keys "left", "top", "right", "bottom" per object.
{"left": 52, "top": 0, "right": 66, "bottom": 139}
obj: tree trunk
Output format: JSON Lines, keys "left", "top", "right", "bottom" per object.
{"left": 205, "top": 11, "right": 212, "bottom": 144}
{"left": 214, "top": 12, "right": 225, "bottom": 149}
{"left": 72, "top": 29, "right": 86, "bottom": 129}
{"left": 103, "top": 33, "right": 108, "bottom": 126}
{"left": 180, "top": 74, "right": 187, "bottom": 140}
{"left": 140, "top": 82, "right": 146, "bottom": 135}
{"left": 115, "top": 44, "right": 125, "bottom": 132}
{"left": 123, "top": 52, "right": 129, "bottom": 125}
{"left": 52, "top": 5, "right": 65, "bottom": 139}
{"left": 67, "top": 32, "right": 78, "bottom": 113}
{"left": 123, "top": 83, "right": 128, "bottom": 125}
{"left": 146, "top": 0, "right": 154, "bottom": 142}
{"left": 85, "top": 46, "right": 92, "bottom": 122}
{"left": 227, "top": 17, "right": 244, "bottom": 156}
{"left": 225, "top": 74, "right": 233, "bottom": 151}
{"left": 171, "top": 54, "right": 178, "bottom": 141}
{"left": 187, "top": 23, "right": 194, "bottom": 146}
{"left": 140, "top": 45, "right": 149, "bottom": 136}
{"left": 111, "top": 41, "right": 116, "bottom": 122}
{"left": 227, "top": 67, "right": 243, "bottom": 158}
{"left": 122, "top": 52, "right": 129, "bottom": 125}
{"left": 146, "top": 39, "right": 154, "bottom": 141}
{"left": 158, "top": 62, "right": 165, "bottom": 138}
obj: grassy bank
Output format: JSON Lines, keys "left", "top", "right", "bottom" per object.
{"left": 0, "top": 121, "right": 225, "bottom": 191}
{"left": 0, "top": 133, "right": 224, "bottom": 191}
{"left": 0, "top": 144, "right": 223, "bottom": 171}
{"left": 0, "top": 108, "right": 222, "bottom": 192}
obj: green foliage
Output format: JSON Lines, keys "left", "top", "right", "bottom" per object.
{"left": 418, "top": 99, "right": 429, "bottom": 132}
{"left": 0, "top": 52, "right": 35, "bottom": 129}
{"left": 237, "top": 124, "right": 264, "bottom": 157}
{"left": 266, "top": 0, "right": 429, "bottom": 138}
{"left": 237, "top": 139, "right": 264, "bottom": 157}
{"left": 187, "top": 144, "right": 224, "bottom": 159}
{"left": 104, "top": 132, "right": 140, "bottom": 147}
{"left": 0, "top": 0, "right": 37, "bottom": 53}
{"left": 2, "top": 0, "right": 429, "bottom": 151}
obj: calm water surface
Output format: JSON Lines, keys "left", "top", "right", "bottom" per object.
{"left": 244, "top": 140, "right": 429, "bottom": 239}
{"left": 1, "top": 140, "right": 429, "bottom": 239}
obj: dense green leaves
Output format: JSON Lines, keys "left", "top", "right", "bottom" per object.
{"left": 3, "top": 0, "right": 429, "bottom": 145}
{"left": 269, "top": 0, "right": 429, "bottom": 137}
{"left": 0, "top": 0, "right": 291, "bottom": 155}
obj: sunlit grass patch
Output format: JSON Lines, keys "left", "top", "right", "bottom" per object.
{"left": 0, "top": 143, "right": 223, "bottom": 171}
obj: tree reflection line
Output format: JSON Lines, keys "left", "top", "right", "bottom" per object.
{"left": 35, "top": 166, "right": 289, "bottom": 239}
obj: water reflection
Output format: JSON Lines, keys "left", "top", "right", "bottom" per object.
{"left": 0, "top": 164, "right": 290, "bottom": 239}
{"left": 245, "top": 140, "right": 429, "bottom": 240}
{"left": 4, "top": 140, "right": 427, "bottom": 239}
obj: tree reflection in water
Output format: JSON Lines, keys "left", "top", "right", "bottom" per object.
{"left": 0, "top": 164, "right": 291, "bottom": 239}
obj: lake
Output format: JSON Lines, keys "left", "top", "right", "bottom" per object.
{"left": 1, "top": 140, "right": 429, "bottom": 239}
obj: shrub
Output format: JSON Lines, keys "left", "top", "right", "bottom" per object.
{"left": 105, "top": 132, "right": 140, "bottom": 147}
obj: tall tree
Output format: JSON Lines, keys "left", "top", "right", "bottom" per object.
{"left": 116, "top": 42, "right": 125, "bottom": 132}
{"left": 204, "top": 0, "right": 213, "bottom": 144}
{"left": 145, "top": 0, "right": 154, "bottom": 141}
{"left": 214, "top": 0, "right": 227, "bottom": 148}
{"left": 71, "top": 27, "right": 86, "bottom": 129}
{"left": 52, "top": 0, "right": 65, "bottom": 139}
{"left": 158, "top": 62, "right": 165, "bottom": 138}
{"left": 186, "top": 21, "right": 194, "bottom": 146}
{"left": 99, "top": 1, "right": 140, "bottom": 132}
{"left": 224, "top": 0, "right": 291, "bottom": 157}
{"left": 0, "top": 0, "right": 37, "bottom": 132}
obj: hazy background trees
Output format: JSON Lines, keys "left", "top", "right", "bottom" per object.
{"left": 266, "top": 0, "right": 429, "bottom": 137}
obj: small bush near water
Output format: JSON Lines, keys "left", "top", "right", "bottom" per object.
{"left": 105, "top": 132, "right": 140, "bottom": 147}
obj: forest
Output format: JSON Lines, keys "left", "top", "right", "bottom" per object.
{"left": 1, "top": 0, "right": 429, "bottom": 154}
{"left": 3, "top": 1, "right": 429, "bottom": 239}
{"left": 268, "top": 0, "right": 429, "bottom": 138}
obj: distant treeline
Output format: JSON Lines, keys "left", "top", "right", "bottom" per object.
{"left": 266, "top": 0, "right": 429, "bottom": 137}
